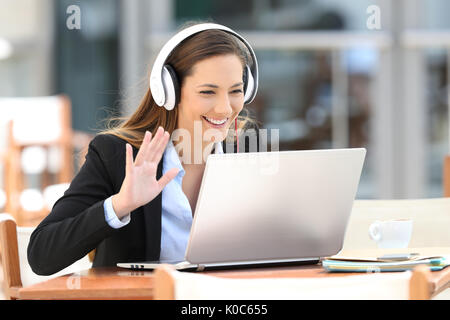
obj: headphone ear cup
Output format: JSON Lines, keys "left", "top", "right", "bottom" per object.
{"left": 243, "top": 65, "right": 255, "bottom": 104}
{"left": 161, "top": 65, "right": 180, "bottom": 110}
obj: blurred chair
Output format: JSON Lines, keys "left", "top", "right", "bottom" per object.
{"left": 0, "top": 184, "right": 5, "bottom": 212}
{"left": 0, "top": 213, "right": 92, "bottom": 300}
{"left": 1, "top": 95, "right": 74, "bottom": 226}
{"left": 153, "top": 264, "right": 448, "bottom": 300}
{"left": 0, "top": 151, "right": 7, "bottom": 212}
{"left": 444, "top": 155, "right": 450, "bottom": 197}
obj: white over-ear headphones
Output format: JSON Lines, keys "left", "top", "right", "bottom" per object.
{"left": 149, "top": 23, "right": 259, "bottom": 111}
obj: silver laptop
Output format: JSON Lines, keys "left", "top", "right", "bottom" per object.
{"left": 117, "top": 148, "right": 366, "bottom": 271}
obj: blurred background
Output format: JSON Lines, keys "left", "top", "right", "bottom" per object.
{"left": 0, "top": 0, "right": 450, "bottom": 226}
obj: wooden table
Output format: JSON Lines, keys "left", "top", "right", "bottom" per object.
{"left": 17, "top": 264, "right": 450, "bottom": 300}
{"left": 18, "top": 267, "right": 155, "bottom": 300}
{"left": 18, "top": 264, "right": 358, "bottom": 300}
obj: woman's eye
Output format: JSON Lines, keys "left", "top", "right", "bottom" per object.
{"left": 199, "top": 89, "right": 242, "bottom": 95}
{"left": 200, "top": 90, "right": 215, "bottom": 95}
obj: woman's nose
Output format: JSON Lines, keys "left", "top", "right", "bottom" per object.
{"left": 214, "top": 94, "right": 233, "bottom": 115}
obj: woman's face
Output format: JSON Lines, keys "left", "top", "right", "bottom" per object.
{"left": 176, "top": 54, "right": 245, "bottom": 146}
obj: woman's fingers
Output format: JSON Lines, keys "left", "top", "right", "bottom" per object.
{"left": 125, "top": 143, "right": 133, "bottom": 176}
{"left": 143, "top": 127, "right": 166, "bottom": 163}
{"left": 145, "top": 127, "right": 164, "bottom": 160}
{"left": 133, "top": 126, "right": 169, "bottom": 168}
{"left": 157, "top": 167, "right": 180, "bottom": 190}
{"left": 150, "top": 130, "right": 170, "bottom": 164}
{"left": 134, "top": 130, "right": 152, "bottom": 166}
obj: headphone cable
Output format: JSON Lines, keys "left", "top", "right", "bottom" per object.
{"left": 235, "top": 118, "right": 239, "bottom": 153}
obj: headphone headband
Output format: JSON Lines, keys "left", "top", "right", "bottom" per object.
{"left": 150, "top": 23, "right": 258, "bottom": 109}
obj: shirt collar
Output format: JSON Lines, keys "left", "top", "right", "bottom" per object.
{"left": 212, "top": 140, "right": 224, "bottom": 155}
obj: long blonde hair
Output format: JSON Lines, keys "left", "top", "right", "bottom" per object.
{"left": 98, "top": 23, "right": 258, "bottom": 149}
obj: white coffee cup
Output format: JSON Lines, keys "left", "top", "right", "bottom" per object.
{"left": 368, "top": 219, "right": 413, "bottom": 249}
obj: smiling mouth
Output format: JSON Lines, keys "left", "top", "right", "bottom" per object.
{"left": 202, "top": 116, "right": 229, "bottom": 126}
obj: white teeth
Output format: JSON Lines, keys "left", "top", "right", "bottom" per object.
{"left": 204, "top": 117, "right": 228, "bottom": 125}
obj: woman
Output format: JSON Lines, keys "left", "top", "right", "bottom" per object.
{"left": 27, "top": 22, "right": 260, "bottom": 275}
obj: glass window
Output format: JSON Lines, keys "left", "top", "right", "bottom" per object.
{"left": 175, "top": 0, "right": 377, "bottom": 31}
{"left": 425, "top": 49, "right": 448, "bottom": 197}
{"left": 54, "top": 0, "right": 120, "bottom": 133}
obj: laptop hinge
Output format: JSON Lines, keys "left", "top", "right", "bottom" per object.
{"left": 196, "top": 264, "right": 206, "bottom": 272}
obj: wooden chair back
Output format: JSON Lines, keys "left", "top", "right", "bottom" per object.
{"left": 444, "top": 155, "right": 450, "bottom": 197}
{"left": 0, "top": 214, "right": 93, "bottom": 299}
{"left": 2, "top": 95, "right": 73, "bottom": 226}
{"left": 0, "top": 216, "right": 22, "bottom": 299}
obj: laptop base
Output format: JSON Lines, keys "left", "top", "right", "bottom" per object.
{"left": 117, "top": 257, "right": 320, "bottom": 272}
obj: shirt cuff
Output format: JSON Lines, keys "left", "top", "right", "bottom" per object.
{"left": 104, "top": 196, "right": 131, "bottom": 229}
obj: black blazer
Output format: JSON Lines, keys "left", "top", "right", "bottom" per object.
{"left": 28, "top": 129, "right": 259, "bottom": 275}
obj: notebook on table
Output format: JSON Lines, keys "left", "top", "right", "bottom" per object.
{"left": 117, "top": 148, "right": 366, "bottom": 272}
{"left": 322, "top": 248, "right": 450, "bottom": 272}
{"left": 322, "top": 256, "right": 449, "bottom": 272}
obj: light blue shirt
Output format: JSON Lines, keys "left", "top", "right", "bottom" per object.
{"left": 103, "top": 139, "right": 223, "bottom": 261}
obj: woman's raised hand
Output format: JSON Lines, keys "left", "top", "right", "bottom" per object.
{"left": 111, "top": 127, "right": 179, "bottom": 219}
